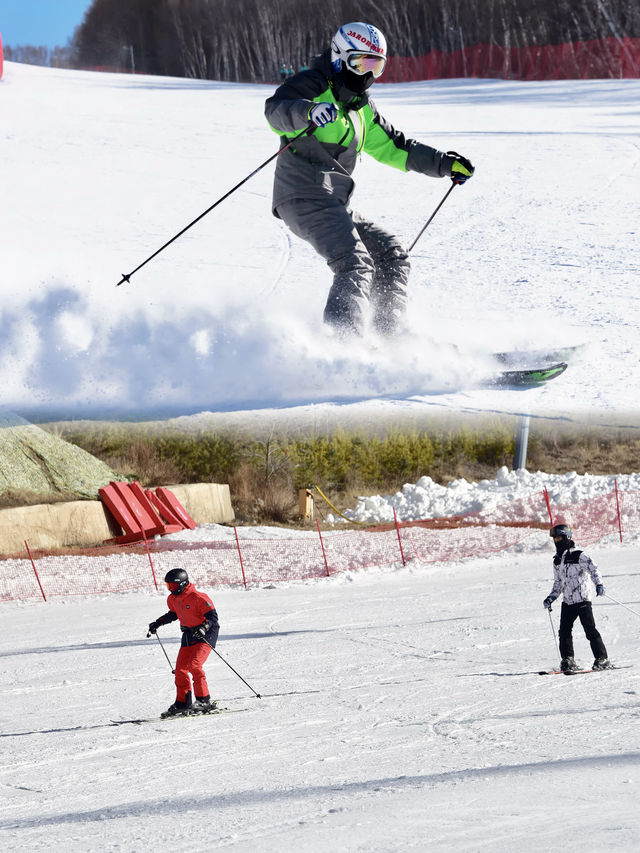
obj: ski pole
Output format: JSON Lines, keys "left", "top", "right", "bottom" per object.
{"left": 547, "top": 606, "right": 560, "bottom": 660}
{"left": 116, "top": 124, "right": 316, "bottom": 287}
{"left": 604, "top": 593, "right": 640, "bottom": 619}
{"left": 147, "top": 628, "right": 175, "bottom": 673}
{"left": 203, "top": 637, "right": 262, "bottom": 699}
{"left": 407, "top": 180, "right": 458, "bottom": 253}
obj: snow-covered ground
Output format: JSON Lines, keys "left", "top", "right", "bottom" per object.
{"left": 2, "top": 468, "right": 640, "bottom": 850}
{"left": 2, "top": 537, "right": 639, "bottom": 851}
{"left": 1, "top": 61, "right": 639, "bottom": 421}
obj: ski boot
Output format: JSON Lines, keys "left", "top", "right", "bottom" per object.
{"left": 560, "top": 656, "right": 579, "bottom": 674}
{"left": 592, "top": 657, "right": 613, "bottom": 670}
{"left": 161, "top": 692, "right": 193, "bottom": 718}
{"left": 191, "top": 695, "right": 217, "bottom": 714}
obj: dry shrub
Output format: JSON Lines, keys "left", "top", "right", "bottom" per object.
{"left": 262, "top": 481, "right": 298, "bottom": 524}
{"left": 101, "top": 440, "right": 181, "bottom": 486}
{"left": 228, "top": 462, "right": 297, "bottom": 524}
{"left": 527, "top": 434, "right": 640, "bottom": 476}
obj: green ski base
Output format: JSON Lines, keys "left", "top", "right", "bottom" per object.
{"left": 491, "top": 361, "right": 568, "bottom": 387}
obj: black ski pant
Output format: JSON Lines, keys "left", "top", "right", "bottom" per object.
{"left": 276, "top": 198, "right": 410, "bottom": 336}
{"left": 558, "top": 601, "right": 607, "bottom": 660}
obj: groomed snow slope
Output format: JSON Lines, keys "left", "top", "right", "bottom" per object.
{"left": 2, "top": 535, "right": 639, "bottom": 851}
{"left": 1, "top": 61, "right": 639, "bottom": 420}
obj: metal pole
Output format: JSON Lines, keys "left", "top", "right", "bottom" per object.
{"left": 407, "top": 181, "right": 458, "bottom": 253}
{"left": 148, "top": 630, "right": 175, "bottom": 673}
{"left": 513, "top": 414, "right": 530, "bottom": 470}
{"left": 116, "top": 124, "right": 315, "bottom": 286}
{"left": 202, "top": 638, "right": 262, "bottom": 698}
{"left": 604, "top": 593, "right": 640, "bottom": 619}
{"left": 547, "top": 606, "right": 560, "bottom": 660}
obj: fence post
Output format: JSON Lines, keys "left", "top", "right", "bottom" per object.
{"left": 24, "top": 540, "right": 47, "bottom": 602}
{"left": 543, "top": 487, "right": 553, "bottom": 526}
{"left": 143, "top": 534, "right": 158, "bottom": 590}
{"left": 614, "top": 479, "right": 623, "bottom": 543}
{"left": 234, "top": 527, "right": 247, "bottom": 588}
{"left": 393, "top": 508, "right": 406, "bottom": 566}
{"left": 316, "top": 520, "right": 330, "bottom": 577}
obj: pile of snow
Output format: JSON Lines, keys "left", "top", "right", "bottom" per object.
{"left": 332, "top": 466, "right": 640, "bottom": 524}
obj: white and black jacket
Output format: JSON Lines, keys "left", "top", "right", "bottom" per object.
{"left": 547, "top": 548, "right": 603, "bottom": 605}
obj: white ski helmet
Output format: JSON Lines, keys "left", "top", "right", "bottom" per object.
{"left": 331, "top": 22, "right": 388, "bottom": 79}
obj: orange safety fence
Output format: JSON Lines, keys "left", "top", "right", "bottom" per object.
{"left": 3, "top": 484, "right": 640, "bottom": 602}
{"left": 380, "top": 37, "right": 640, "bottom": 82}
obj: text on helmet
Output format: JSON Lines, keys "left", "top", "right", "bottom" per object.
{"left": 347, "top": 31, "right": 384, "bottom": 53}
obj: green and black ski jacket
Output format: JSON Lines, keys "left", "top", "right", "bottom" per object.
{"left": 264, "top": 50, "right": 448, "bottom": 215}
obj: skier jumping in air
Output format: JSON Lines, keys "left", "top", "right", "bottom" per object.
{"left": 264, "top": 21, "right": 474, "bottom": 338}
{"left": 147, "top": 568, "right": 220, "bottom": 717}
{"left": 543, "top": 525, "right": 613, "bottom": 673}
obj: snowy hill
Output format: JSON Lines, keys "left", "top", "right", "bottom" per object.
{"left": 2, "top": 61, "right": 640, "bottom": 422}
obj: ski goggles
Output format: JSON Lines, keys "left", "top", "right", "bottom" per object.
{"left": 166, "top": 581, "right": 181, "bottom": 592}
{"left": 346, "top": 52, "right": 387, "bottom": 78}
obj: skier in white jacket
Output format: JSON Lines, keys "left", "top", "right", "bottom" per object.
{"left": 543, "top": 524, "right": 612, "bottom": 673}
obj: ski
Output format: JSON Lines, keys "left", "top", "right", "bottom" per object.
{"left": 490, "top": 362, "right": 568, "bottom": 388}
{"left": 111, "top": 707, "right": 247, "bottom": 726}
{"left": 538, "top": 665, "right": 632, "bottom": 676}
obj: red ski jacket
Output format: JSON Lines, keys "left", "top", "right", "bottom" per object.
{"left": 154, "top": 583, "right": 219, "bottom": 647}
{"left": 166, "top": 583, "right": 215, "bottom": 627}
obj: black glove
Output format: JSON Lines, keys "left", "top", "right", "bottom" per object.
{"left": 596, "top": 584, "right": 605, "bottom": 596}
{"left": 147, "top": 620, "right": 159, "bottom": 636}
{"left": 441, "top": 151, "right": 475, "bottom": 184}
{"left": 543, "top": 597, "right": 554, "bottom": 610}
{"left": 191, "top": 621, "right": 209, "bottom": 642}
{"left": 182, "top": 622, "right": 209, "bottom": 642}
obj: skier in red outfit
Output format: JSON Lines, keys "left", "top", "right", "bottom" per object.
{"left": 148, "top": 568, "right": 219, "bottom": 717}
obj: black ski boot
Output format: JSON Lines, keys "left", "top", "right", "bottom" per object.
{"left": 161, "top": 691, "right": 193, "bottom": 718}
{"left": 560, "top": 656, "right": 579, "bottom": 673}
{"left": 191, "top": 695, "right": 216, "bottom": 713}
{"left": 592, "top": 657, "right": 613, "bottom": 670}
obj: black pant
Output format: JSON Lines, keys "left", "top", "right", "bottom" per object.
{"left": 559, "top": 601, "right": 607, "bottom": 659}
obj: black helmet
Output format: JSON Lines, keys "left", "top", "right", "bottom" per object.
{"left": 164, "top": 568, "right": 189, "bottom": 595}
{"left": 550, "top": 524, "right": 572, "bottom": 540}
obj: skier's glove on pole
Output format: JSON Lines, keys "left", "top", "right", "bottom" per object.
{"left": 596, "top": 584, "right": 605, "bottom": 596}
{"left": 440, "top": 151, "right": 475, "bottom": 184}
{"left": 543, "top": 597, "right": 554, "bottom": 610}
{"left": 147, "top": 620, "right": 159, "bottom": 636}
{"left": 190, "top": 622, "right": 209, "bottom": 642}
{"left": 308, "top": 102, "right": 338, "bottom": 127}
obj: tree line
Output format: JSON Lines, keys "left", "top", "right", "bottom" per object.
{"left": 2, "top": 44, "right": 76, "bottom": 68}
{"left": 5, "top": 0, "right": 640, "bottom": 79}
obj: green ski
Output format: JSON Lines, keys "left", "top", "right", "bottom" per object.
{"left": 491, "top": 361, "right": 568, "bottom": 387}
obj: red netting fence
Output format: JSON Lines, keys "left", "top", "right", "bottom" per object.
{"left": 381, "top": 37, "right": 640, "bottom": 82}
{"left": 4, "top": 484, "right": 640, "bottom": 603}
{"left": 40, "top": 37, "right": 640, "bottom": 83}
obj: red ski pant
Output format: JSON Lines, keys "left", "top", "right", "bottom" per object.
{"left": 174, "top": 642, "right": 211, "bottom": 701}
